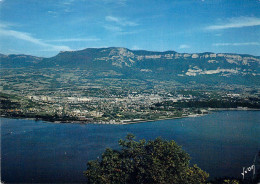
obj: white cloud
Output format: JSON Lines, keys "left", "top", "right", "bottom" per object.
{"left": 131, "top": 45, "right": 141, "bottom": 50}
{"left": 104, "top": 15, "right": 138, "bottom": 34}
{"left": 179, "top": 44, "right": 191, "bottom": 49}
{"left": 46, "top": 38, "right": 100, "bottom": 42}
{"left": 63, "top": 0, "right": 75, "bottom": 5}
{"left": 215, "top": 33, "right": 222, "bottom": 37}
{"left": 213, "top": 42, "right": 260, "bottom": 46}
{"left": 105, "top": 16, "right": 138, "bottom": 26}
{"left": 104, "top": 25, "right": 123, "bottom": 32}
{"left": 206, "top": 16, "right": 260, "bottom": 30}
{"left": 47, "top": 11, "right": 58, "bottom": 17}
{"left": 118, "top": 30, "right": 140, "bottom": 35}
{"left": 117, "top": 0, "right": 127, "bottom": 6}
{"left": 0, "top": 25, "right": 71, "bottom": 51}
{"left": 101, "top": 0, "right": 127, "bottom": 6}
{"left": 0, "top": 22, "right": 14, "bottom": 28}
{"left": 106, "top": 16, "right": 120, "bottom": 22}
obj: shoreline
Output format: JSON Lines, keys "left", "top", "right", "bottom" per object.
{"left": 208, "top": 107, "right": 260, "bottom": 111}
{"left": 1, "top": 108, "right": 259, "bottom": 125}
{"left": 119, "top": 114, "right": 206, "bottom": 125}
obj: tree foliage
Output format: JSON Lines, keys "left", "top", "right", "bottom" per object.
{"left": 84, "top": 134, "right": 209, "bottom": 184}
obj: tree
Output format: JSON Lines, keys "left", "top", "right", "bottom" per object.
{"left": 84, "top": 134, "right": 209, "bottom": 184}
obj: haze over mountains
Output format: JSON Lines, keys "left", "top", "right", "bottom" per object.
{"left": 1, "top": 47, "right": 259, "bottom": 86}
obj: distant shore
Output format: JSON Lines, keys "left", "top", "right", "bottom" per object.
{"left": 208, "top": 107, "right": 260, "bottom": 111}
{"left": 118, "top": 114, "right": 205, "bottom": 125}
{"left": 0, "top": 114, "right": 202, "bottom": 125}
{"left": 1, "top": 107, "right": 259, "bottom": 125}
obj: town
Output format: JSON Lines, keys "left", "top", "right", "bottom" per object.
{"left": 1, "top": 68, "right": 259, "bottom": 124}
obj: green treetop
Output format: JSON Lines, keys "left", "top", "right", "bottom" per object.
{"left": 84, "top": 134, "right": 209, "bottom": 184}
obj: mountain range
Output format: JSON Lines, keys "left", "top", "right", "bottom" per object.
{"left": 1, "top": 47, "right": 260, "bottom": 86}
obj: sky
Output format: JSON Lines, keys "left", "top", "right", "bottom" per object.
{"left": 0, "top": 0, "right": 260, "bottom": 57}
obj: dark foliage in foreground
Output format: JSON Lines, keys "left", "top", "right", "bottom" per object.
{"left": 84, "top": 134, "right": 209, "bottom": 184}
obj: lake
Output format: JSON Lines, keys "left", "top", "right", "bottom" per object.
{"left": 1, "top": 111, "right": 259, "bottom": 183}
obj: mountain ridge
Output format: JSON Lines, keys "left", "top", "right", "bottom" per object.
{"left": 1, "top": 47, "right": 259, "bottom": 67}
{"left": 1, "top": 47, "right": 259, "bottom": 86}
{"left": 1, "top": 46, "right": 260, "bottom": 59}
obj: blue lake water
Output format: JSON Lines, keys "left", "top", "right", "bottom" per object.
{"left": 1, "top": 111, "right": 260, "bottom": 183}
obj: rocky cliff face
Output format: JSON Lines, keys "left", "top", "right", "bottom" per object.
{"left": 1, "top": 47, "right": 259, "bottom": 85}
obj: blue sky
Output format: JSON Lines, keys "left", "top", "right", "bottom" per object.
{"left": 0, "top": 0, "right": 260, "bottom": 57}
